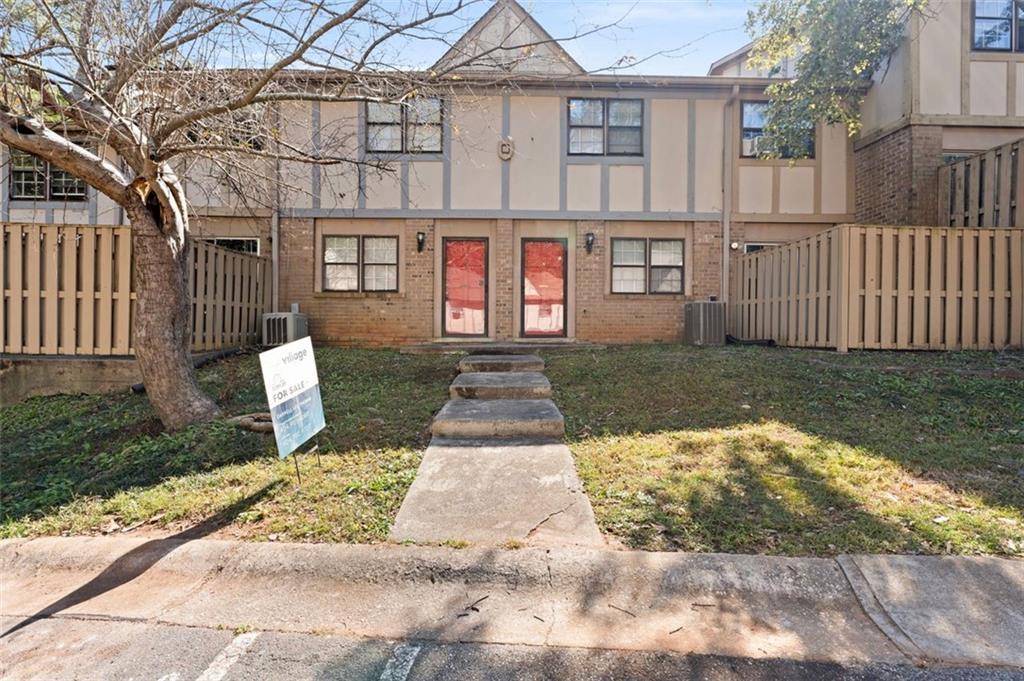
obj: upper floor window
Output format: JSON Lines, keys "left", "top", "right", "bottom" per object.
{"left": 568, "top": 98, "right": 643, "bottom": 156}
{"left": 740, "top": 101, "right": 814, "bottom": 159}
{"left": 366, "top": 98, "right": 442, "bottom": 154}
{"left": 972, "top": 0, "right": 1023, "bottom": 51}
{"left": 9, "top": 150, "right": 87, "bottom": 201}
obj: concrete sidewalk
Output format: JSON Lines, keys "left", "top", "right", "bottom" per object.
{"left": 2, "top": 537, "right": 1022, "bottom": 671}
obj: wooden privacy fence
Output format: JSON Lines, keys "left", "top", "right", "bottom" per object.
{"left": 938, "top": 138, "right": 1022, "bottom": 227}
{"left": 729, "top": 224, "right": 1024, "bottom": 351}
{"left": 1, "top": 223, "right": 271, "bottom": 356}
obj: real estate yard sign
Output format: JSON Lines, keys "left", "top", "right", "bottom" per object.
{"left": 259, "top": 337, "right": 325, "bottom": 459}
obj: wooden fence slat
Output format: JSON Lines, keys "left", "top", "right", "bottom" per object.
{"left": 79, "top": 228, "right": 96, "bottom": 354}
{"left": 42, "top": 226, "right": 60, "bottom": 353}
{"left": 895, "top": 230, "right": 911, "bottom": 348}
{"left": 113, "top": 227, "right": 132, "bottom": 354}
{"left": 95, "top": 228, "right": 114, "bottom": 354}
{"left": 912, "top": 229, "right": 927, "bottom": 346}
{"left": 996, "top": 147, "right": 1010, "bottom": 227}
{"left": 2, "top": 225, "right": 19, "bottom": 353}
{"left": 0, "top": 225, "right": 6, "bottom": 352}
{"left": 880, "top": 228, "right": 895, "bottom": 349}
{"left": 961, "top": 230, "right": 977, "bottom": 349}
{"left": 944, "top": 229, "right": 961, "bottom": 350}
{"left": 22, "top": 224, "right": 41, "bottom": 353}
{"left": 60, "top": 226, "right": 79, "bottom": 354}
{"left": 993, "top": 231, "right": 1009, "bottom": 347}
{"left": 1010, "top": 230, "right": 1023, "bottom": 347}
{"left": 977, "top": 230, "right": 993, "bottom": 349}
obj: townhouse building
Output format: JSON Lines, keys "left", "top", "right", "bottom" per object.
{"left": 2, "top": 0, "right": 1020, "bottom": 347}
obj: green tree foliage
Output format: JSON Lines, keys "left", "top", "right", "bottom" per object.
{"left": 746, "top": 0, "right": 928, "bottom": 158}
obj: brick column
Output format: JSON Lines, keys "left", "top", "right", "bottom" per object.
{"left": 494, "top": 219, "right": 515, "bottom": 340}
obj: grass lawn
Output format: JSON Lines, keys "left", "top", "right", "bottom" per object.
{"left": 546, "top": 345, "right": 1024, "bottom": 557}
{"left": 3, "top": 344, "right": 1022, "bottom": 557}
{"left": 1, "top": 349, "right": 454, "bottom": 543}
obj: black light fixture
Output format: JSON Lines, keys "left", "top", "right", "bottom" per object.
{"left": 416, "top": 231, "right": 426, "bottom": 252}
{"left": 585, "top": 232, "right": 595, "bottom": 254}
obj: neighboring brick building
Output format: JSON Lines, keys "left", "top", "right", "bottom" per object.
{"left": 2, "top": 0, "right": 1020, "bottom": 347}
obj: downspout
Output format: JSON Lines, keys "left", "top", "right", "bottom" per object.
{"left": 271, "top": 105, "right": 281, "bottom": 313}
{"left": 721, "top": 84, "right": 739, "bottom": 305}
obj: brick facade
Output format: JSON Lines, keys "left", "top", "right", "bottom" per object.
{"left": 573, "top": 220, "right": 722, "bottom": 343}
{"left": 854, "top": 124, "right": 943, "bottom": 226}
{"left": 277, "top": 217, "right": 724, "bottom": 345}
{"left": 278, "top": 218, "right": 435, "bottom": 346}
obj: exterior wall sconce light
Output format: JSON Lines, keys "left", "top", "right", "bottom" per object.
{"left": 585, "top": 232, "right": 595, "bottom": 254}
{"left": 416, "top": 231, "right": 426, "bottom": 252}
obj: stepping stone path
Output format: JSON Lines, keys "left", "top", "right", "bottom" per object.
{"left": 390, "top": 354, "right": 603, "bottom": 547}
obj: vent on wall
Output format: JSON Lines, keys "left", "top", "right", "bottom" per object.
{"left": 262, "top": 308, "right": 309, "bottom": 346}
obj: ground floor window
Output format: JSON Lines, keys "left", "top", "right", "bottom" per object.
{"left": 611, "top": 237, "right": 684, "bottom": 294}
{"left": 323, "top": 235, "right": 399, "bottom": 292}
{"left": 743, "top": 242, "right": 777, "bottom": 254}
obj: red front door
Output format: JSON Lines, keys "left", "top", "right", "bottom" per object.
{"left": 443, "top": 238, "right": 488, "bottom": 336}
{"left": 521, "top": 239, "right": 567, "bottom": 337}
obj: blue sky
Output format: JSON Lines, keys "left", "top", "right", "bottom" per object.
{"left": 455, "top": 1, "right": 758, "bottom": 76}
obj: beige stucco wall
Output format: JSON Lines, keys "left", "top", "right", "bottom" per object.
{"left": 407, "top": 161, "right": 443, "bottom": 210}
{"left": 694, "top": 100, "right": 725, "bottom": 212}
{"left": 278, "top": 101, "right": 314, "bottom": 210}
{"left": 969, "top": 62, "right": 1008, "bottom": 117}
{"left": 319, "top": 102, "right": 360, "bottom": 210}
{"left": 450, "top": 96, "right": 502, "bottom": 210}
{"left": 509, "top": 96, "right": 560, "bottom": 210}
{"left": 566, "top": 164, "right": 600, "bottom": 211}
{"left": 650, "top": 99, "right": 688, "bottom": 212}
{"left": 917, "top": 1, "right": 961, "bottom": 117}
{"left": 608, "top": 165, "right": 643, "bottom": 212}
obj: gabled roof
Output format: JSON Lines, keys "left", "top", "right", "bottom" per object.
{"left": 432, "top": 0, "right": 584, "bottom": 76}
{"left": 708, "top": 41, "right": 754, "bottom": 76}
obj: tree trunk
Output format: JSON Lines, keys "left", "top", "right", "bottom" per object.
{"left": 125, "top": 181, "right": 219, "bottom": 431}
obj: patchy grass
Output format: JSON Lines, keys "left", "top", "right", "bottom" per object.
{"left": 545, "top": 345, "right": 1024, "bottom": 557}
{"left": 1, "top": 349, "right": 454, "bottom": 543}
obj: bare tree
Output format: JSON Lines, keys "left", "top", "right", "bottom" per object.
{"left": 0, "top": 0, "right": 620, "bottom": 430}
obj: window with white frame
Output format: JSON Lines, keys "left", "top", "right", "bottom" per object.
{"left": 9, "top": 150, "right": 87, "bottom": 201}
{"left": 972, "top": 0, "right": 1023, "bottom": 51}
{"left": 323, "top": 235, "right": 399, "bottom": 292}
{"left": 744, "top": 242, "right": 777, "bottom": 254}
{"left": 611, "top": 238, "right": 684, "bottom": 294}
{"left": 740, "top": 101, "right": 814, "bottom": 159}
{"left": 568, "top": 98, "right": 643, "bottom": 156}
{"left": 366, "top": 98, "right": 442, "bottom": 154}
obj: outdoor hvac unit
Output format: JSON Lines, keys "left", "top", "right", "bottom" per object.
{"left": 262, "top": 306, "right": 309, "bottom": 346}
{"left": 683, "top": 301, "right": 726, "bottom": 346}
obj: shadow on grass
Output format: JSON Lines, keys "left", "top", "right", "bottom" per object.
{"left": 1, "top": 482, "right": 281, "bottom": 640}
{"left": 0, "top": 348, "right": 454, "bottom": 526}
{"left": 547, "top": 345, "right": 1024, "bottom": 554}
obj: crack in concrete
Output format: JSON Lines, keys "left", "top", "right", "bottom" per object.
{"left": 525, "top": 500, "right": 577, "bottom": 540}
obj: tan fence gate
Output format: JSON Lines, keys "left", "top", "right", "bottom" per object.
{"left": 1, "top": 223, "right": 271, "bottom": 355}
{"left": 729, "top": 224, "right": 1024, "bottom": 351}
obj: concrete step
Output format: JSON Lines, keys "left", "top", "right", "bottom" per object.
{"left": 450, "top": 372, "right": 552, "bottom": 400}
{"left": 431, "top": 399, "right": 564, "bottom": 439}
{"left": 458, "top": 354, "right": 544, "bottom": 373}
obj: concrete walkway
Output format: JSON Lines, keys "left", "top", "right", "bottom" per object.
{"left": 2, "top": 537, "right": 1022, "bottom": 676}
{"left": 390, "top": 354, "right": 603, "bottom": 547}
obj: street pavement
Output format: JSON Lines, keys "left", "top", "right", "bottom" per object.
{"left": 3, "top": 616, "right": 1022, "bottom": 681}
